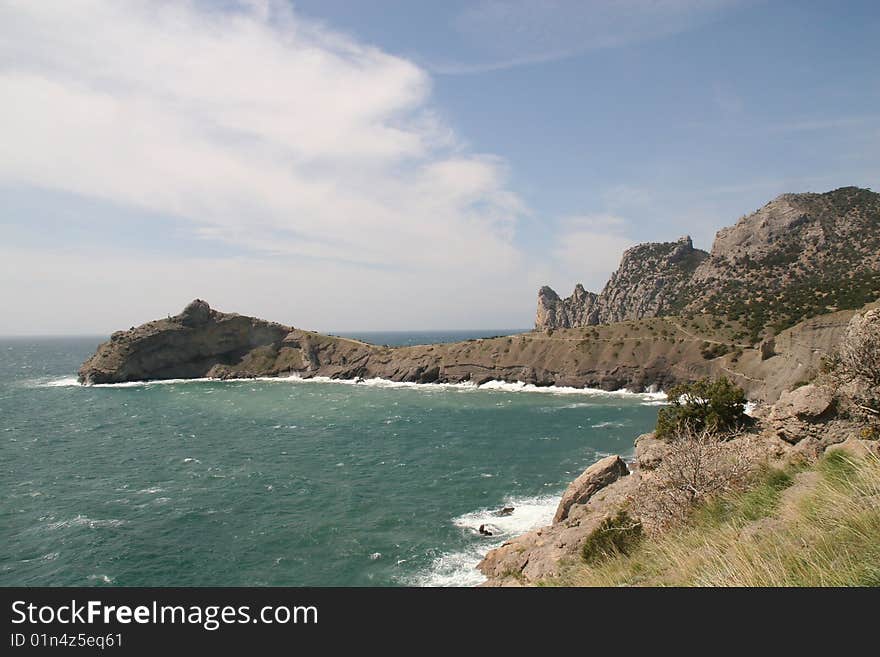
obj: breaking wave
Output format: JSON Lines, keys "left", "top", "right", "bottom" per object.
{"left": 408, "top": 493, "right": 560, "bottom": 587}
{"left": 40, "top": 373, "right": 667, "bottom": 401}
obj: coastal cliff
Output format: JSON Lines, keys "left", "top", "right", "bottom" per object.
{"left": 79, "top": 299, "right": 875, "bottom": 403}
{"left": 537, "top": 186, "right": 880, "bottom": 335}
{"left": 478, "top": 309, "right": 880, "bottom": 586}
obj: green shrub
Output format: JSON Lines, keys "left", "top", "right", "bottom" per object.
{"left": 700, "top": 342, "right": 731, "bottom": 360}
{"left": 581, "top": 510, "right": 643, "bottom": 564}
{"left": 656, "top": 377, "right": 748, "bottom": 439}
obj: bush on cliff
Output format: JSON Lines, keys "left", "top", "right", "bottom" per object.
{"left": 656, "top": 377, "right": 748, "bottom": 439}
{"left": 633, "top": 427, "right": 751, "bottom": 534}
{"left": 581, "top": 511, "right": 643, "bottom": 564}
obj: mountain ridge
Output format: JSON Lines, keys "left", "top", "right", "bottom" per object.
{"left": 537, "top": 186, "right": 880, "bottom": 341}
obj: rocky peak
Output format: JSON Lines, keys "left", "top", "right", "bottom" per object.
{"left": 536, "top": 186, "right": 880, "bottom": 334}
{"left": 178, "top": 299, "right": 213, "bottom": 327}
{"left": 535, "top": 236, "right": 707, "bottom": 329}
{"left": 598, "top": 236, "right": 708, "bottom": 324}
{"left": 536, "top": 283, "right": 599, "bottom": 329}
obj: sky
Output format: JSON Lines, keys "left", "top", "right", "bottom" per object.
{"left": 1, "top": 0, "right": 879, "bottom": 334}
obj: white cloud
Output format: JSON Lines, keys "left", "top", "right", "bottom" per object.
{"left": 440, "top": 0, "right": 749, "bottom": 73}
{"left": 550, "top": 214, "right": 635, "bottom": 293}
{"left": 0, "top": 244, "right": 544, "bottom": 333}
{"left": 0, "top": 0, "right": 537, "bottom": 330}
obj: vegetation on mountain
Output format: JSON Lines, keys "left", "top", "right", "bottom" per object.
{"left": 537, "top": 187, "right": 880, "bottom": 343}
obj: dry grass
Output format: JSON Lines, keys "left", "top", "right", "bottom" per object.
{"left": 554, "top": 451, "right": 880, "bottom": 587}
{"left": 633, "top": 427, "right": 751, "bottom": 535}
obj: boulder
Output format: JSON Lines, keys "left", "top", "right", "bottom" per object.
{"left": 179, "top": 298, "right": 213, "bottom": 326}
{"left": 768, "top": 384, "right": 835, "bottom": 444}
{"left": 634, "top": 432, "right": 667, "bottom": 470}
{"left": 553, "top": 455, "right": 629, "bottom": 523}
{"left": 825, "top": 438, "right": 880, "bottom": 459}
{"left": 783, "top": 436, "right": 823, "bottom": 466}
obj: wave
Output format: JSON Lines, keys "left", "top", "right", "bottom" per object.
{"left": 40, "top": 373, "right": 668, "bottom": 401}
{"left": 409, "top": 493, "right": 560, "bottom": 587}
{"left": 42, "top": 377, "right": 80, "bottom": 387}
{"left": 45, "top": 515, "right": 126, "bottom": 530}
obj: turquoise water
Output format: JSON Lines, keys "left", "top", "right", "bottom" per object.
{"left": 0, "top": 335, "right": 662, "bottom": 586}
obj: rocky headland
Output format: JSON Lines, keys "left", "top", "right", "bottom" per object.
{"left": 78, "top": 297, "right": 874, "bottom": 404}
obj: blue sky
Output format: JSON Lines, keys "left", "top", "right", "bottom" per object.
{"left": 1, "top": 0, "right": 878, "bottom": 333}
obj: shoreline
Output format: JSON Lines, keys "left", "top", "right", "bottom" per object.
{"left": 40, "top": 373, "right": 669, "bottom": 401}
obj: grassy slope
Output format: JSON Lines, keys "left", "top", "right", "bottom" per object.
{"left": 551, "top": 452, "right": 880, "bottom": 587}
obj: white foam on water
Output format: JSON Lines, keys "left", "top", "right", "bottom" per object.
{"left": 590, "top": 421, "right": 625, "bottom": 429}
{"left": 410, "top": 493, "right": 560, "bottom": 587}
{"left": 42, "top": 377, "right": 80, "bottom": 387}
{"left": 42, "top": 372, "right": 668, "bottom": 401}
{"left": 45, "top": 515, "right": 126, "bottom": 530}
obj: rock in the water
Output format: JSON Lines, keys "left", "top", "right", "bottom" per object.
{"left": 77, "top": 300, "right": 295, "bottom": 384}
{"left": 553, "top": 455, "right": 629, "bottom": 523}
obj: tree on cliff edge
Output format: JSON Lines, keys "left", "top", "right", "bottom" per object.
{"left": 656, "top": 377, "right": 748, "bottom": 439}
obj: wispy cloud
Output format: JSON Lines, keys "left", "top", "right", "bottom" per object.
{"left": 767, "top": 115, "right": 880, "bottom": 134}
{"left": 549, "top": 214, "right": 635, "bottom": 293}
{"left": 436, "top": 0, "right": 752, "bottom": 74}
{"left": 0, "top": 0, "right": 539, "bottom": 329}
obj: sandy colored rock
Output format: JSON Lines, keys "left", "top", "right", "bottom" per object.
{"left": 768, "top": 384, "right": 835, "bottom": 443}
{"left": 824, "top": 438, "right": 880, "bottom": 459}
{"left": 634, "top": 432, "right": 667, "bottom": 471}
{"left": 553, "top": 455, "right": 629, "bottom": 523}
{"left": 477, "top": 471, "right": 640, "bottom": 586}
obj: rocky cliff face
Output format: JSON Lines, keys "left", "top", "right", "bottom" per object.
{"left": 537, "top": 236, "right": 707, "bottom": 329}
{"left": 686, "top": 186, "right": 880, "bottom": 336}
{"left": 537, "top": 187, "right": 880, "bottom": 335}
{"left": 535, "top": 284, "right": 599, "bottom": 329}
{"left": 599, "top": 236, "right": 707, "bottom": 323}
{"left": 79, "top": 300, "right": 294, "bottom": 384}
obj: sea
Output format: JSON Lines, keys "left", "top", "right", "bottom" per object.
{"left": 0, "top": 331, "right": 664, "bottom": 587}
